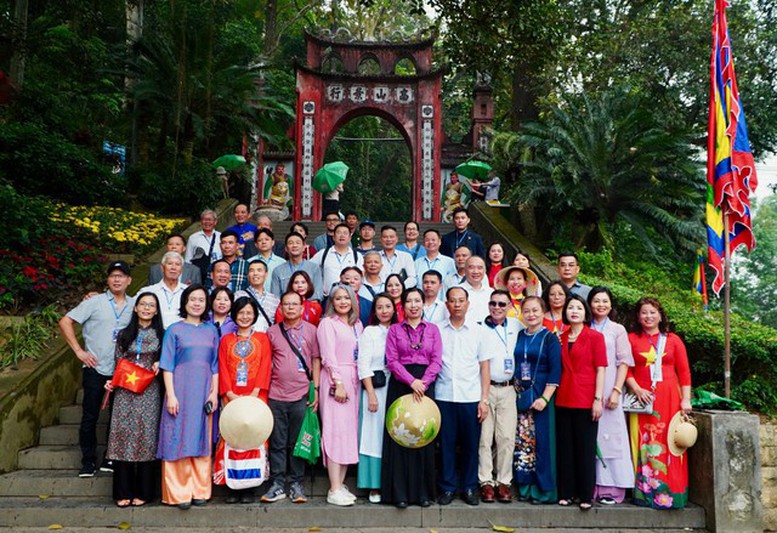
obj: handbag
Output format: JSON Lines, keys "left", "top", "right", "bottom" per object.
{"left": 623, "top": 333, "right": 665, "bottom": 414}
{"left": 192, "top": 233, "right": 216, "bottom": 281}
{"left": 293, "top": 381, "right": 322, "bottom": 464}
{"left": 622, "top": 392, "right": 654, "bottom": 414}
{"left": 371, "top": 370, "right": 387, "bottom": 388}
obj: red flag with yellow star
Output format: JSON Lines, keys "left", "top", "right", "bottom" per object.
{"left": 112, "top": 358, "right": 155, "bottom": 393}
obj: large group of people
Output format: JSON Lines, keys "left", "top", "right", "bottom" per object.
{"left": 59, "top": 203, "right": 692, "bottom": 512}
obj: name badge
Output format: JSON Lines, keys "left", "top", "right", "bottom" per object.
{"left": 520, "top": 361, "right": 532, "bottom": 381}
{"left": 503, "top": 359, "right": 514, "bottom": 375}
{"left": 112, "top": 329, "right": 120, "bottom": 342}
{"left": 236, "top": 360, "right": 248, "bottom": 387}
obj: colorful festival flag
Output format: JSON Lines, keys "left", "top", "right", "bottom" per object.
{"left": 706, "top": 0, "right": 758, "bottom": 295}
{"left": 692, "top": 249, "right": 709, "bottom": 310}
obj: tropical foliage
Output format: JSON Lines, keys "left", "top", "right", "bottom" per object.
{"left": 494, "top": 88, "right": 705, "bottom": 256}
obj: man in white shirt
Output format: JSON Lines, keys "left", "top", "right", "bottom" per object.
{"left": 378, "top": 225, "right": 416, "bottom": 289}
{"left": 421, "top": 270, "right": 448, "bottom": 325}
{"left": 312, "top": 223, "right": 363, "bottom": 297}
{"left": 460, "top": 255, "right": 494, "bottom": 324}
{"left": 185, "top": 209, "right": 222, "bottom": 263}
{"left": 443, "top": 245, "right": 471, "bottom": 293}
{"left": 437, "top": 286, "right": 492, "bottom": 506}
{"left": 138, "top": 251, "right": 185, "bottom": 328}
{"left": 246, "top": 228, "right": 284, "bottom": 291}
{"left": 415, "top": 229, "right": 456, "bottom": 288}
{"left": 478, "top": 289, "right": 523, "bottom": 503}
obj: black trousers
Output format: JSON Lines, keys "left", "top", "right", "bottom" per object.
{"left": 113, "top": 460, "right": 157, "bottom": 502}
{"left": 268, "top": 397, "right": 308, "bottom": 485}
{"left": 79, "top": 367, "right": 112, "bottom": 467}
{"left": 556, "top": 406, "right": 598, "bottom": 503}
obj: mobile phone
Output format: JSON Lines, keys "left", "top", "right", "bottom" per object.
{"left": 204, "top": 400, "right": 213, "bottom": 414}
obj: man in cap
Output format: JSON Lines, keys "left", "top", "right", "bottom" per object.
{"left": 355, "top": 220, "right": 379, "bottom": 255}
{"left": 59, "top": 261, "right": 136, "bottom": 478}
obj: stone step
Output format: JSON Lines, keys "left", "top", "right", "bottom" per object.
{"left": 0, "top": 469, "right": 349, "bottom": 498}
{"left": 0, "top": 496, "right": 706, "bottom": 530}
{"left": 759, "top": 423, "right": 775, "bottom": 446}
{"left": 18, "top": 445, "right": 105, "bottom": 470}
{"left": 59, "top": 405, "right": 109, "bottom": 425}
{"left": 40, "top": 424, "right": 107, "bottom": 446}
{"left": 763, "top": 444, "right": 777, "bottom": 467}
{"left": 0, "top": 529, "right": 710, "bottom": 533}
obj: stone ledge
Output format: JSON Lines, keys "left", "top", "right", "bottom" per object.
{"left": 765, "top": 446, "right": 777, "bottom": 467}
{"left": 761, "top": 424, "right": 776, "bottom": 447}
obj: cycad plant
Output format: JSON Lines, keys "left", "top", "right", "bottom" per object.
{"left": 496, "top": 88, "right": 705, "bottom": 255}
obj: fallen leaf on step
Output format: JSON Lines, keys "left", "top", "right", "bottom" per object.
{"left": 488, "top": 520, "right": 516, "bottom": 533}
{"left": 430, "top": 529, "right": 439, "bottom": 533}
{"left": 308, "top": 528, "right": 321, "bottom": 532}
{"left": 118, "top": 522, "right": 132, "bottom": 530}
{"left": 47, "top": 525, "right": 63, "bottom": 530}
{"left": 38, "top": 495, "right": 50, "bottom": 499}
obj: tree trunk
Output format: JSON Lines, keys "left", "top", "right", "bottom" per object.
{"left": 9, "top": 0, "right": 29, "bottom": 89}
{"left": 264, "top": 0, "right": 278, "bottom": 57}
{"left": 510, "top": 62, "right": 539, "bottom": 130}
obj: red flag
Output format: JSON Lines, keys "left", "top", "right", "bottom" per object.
{"left": 112, "top": 358, "right": 155, "bottom": 393}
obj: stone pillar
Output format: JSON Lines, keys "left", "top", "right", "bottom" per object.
{"left": 689, "top": 410, "right": 762, "bottom": 533}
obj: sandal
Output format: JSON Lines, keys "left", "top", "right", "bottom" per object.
{"left": 558, "top": 499, "right": 571, "bottom": 506}
{"left": 579, "top": 502, "right": 593, "bottom": 511}
{"left": 116, "top": 499, "right": 131, "bottom": 508}
{"left": 131, "top": 499, "right": 146, "bottom": 507}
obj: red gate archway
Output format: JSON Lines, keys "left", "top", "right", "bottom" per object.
{"left": 292, "top": 30, "right": 444, "bottom": 221}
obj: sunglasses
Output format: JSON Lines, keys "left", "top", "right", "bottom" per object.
{"left": 488, "top": 301, "right": 509, "bottom": 308}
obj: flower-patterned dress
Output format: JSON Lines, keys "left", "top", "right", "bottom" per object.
{"left": 627, "top": 331, "right": 691, "bottom": 509}
{"left": 106, "top": 327, "right": 162, "bottom": 462}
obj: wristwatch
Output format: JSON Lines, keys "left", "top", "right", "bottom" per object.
{"left": 594, "top": 396, "right": 602, "bottom": 401}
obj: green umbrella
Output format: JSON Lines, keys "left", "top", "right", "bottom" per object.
{"left": 313, "top": 161, "right": 349, "bottom": 193}
{"left": 212, "top": 154, "right": 246, "bottom": 171}
{"left": 455, "top": 160, "right": 493, "bottom": 180}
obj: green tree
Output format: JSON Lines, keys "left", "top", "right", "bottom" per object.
{"left": 732, "top": 195, "right": 777, "bottom": 328}
{"left": 496, "top": 87, "right": 704, "bottom": 256}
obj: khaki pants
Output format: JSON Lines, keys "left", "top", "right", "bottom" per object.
{"left": 478, "top": 384, "right": 517, "bottom": 486}
{"left": 161, "top": 456, "right": 212, "bottom": 504}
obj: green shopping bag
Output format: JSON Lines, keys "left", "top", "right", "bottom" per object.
{"left": 293, "top": 382, "right": 321, "bottom": 464}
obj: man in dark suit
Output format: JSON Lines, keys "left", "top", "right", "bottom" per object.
{"left": 440, "top": 207, "right": 485, "bottom": 259}
{"left": 147, "top": 233, "right": 202, "bottom": 286}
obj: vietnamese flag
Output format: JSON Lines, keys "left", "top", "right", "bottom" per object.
{"left": 112, "top": 358, "right": 155, "bottom": 393}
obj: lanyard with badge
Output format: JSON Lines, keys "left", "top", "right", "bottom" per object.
{"left": 352, "top": 325, "right": 360, "bottom": 361}
{"left": 493, "top": 321, "right": 514, "bottom": 377}
{"left": 455, "top": 230, "right": 468, "bottom": 248}
{"left": 518, "top": 329, "right": 547, "bottom": 383}
{"left": 235, "top": 330, "right": 254, "bottom": 387}
{"left": 134, "top": 329, "right": 147, "bottom": 363}
{"left": 109, "top": 295, "right": 128, "bottom": 342}
{"left": 424, "top": 303, "right": 438, "bottom": 322}
{"left": 289, "top": 327, "right": 307, "bottom": 373}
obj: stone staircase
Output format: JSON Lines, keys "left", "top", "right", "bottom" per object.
{"left": 764, "top": 422, "right": 777, "bottom": 531}
{"left": 270, "top": 220, "right": 455, "bottom": 243}
{"left": 0, "top": 390, "right": 708, "bottom": 530}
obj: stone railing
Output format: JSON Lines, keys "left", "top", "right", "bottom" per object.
{"left": 763, "top": 421, "right": 777, "bottom": 531}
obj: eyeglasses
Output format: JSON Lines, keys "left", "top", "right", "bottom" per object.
{"left": 488, "top": 301, "right": 509, "bottom": 308}
{"left": 137, "top": 302, "right": 157, "bottom": 309}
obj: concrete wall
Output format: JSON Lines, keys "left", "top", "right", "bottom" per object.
{"left": 764, "top": 422, "right": 777, "bottom": 531}
{"left": 0, "top": 340, "right": 80, "bottom": 473}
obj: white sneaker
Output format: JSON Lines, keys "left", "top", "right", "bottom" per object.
{"left": 340, "top": 485, "right": 357, "bottom": 502}
{"left": 368, "top": 490, "right": 381, "bottom": 504}
{"left": 327, "top": 488, "right": 355, "bottom": 506}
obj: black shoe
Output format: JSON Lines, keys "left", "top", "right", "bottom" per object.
{"left": 395, "top": 501, "right": 408, "bottom": 509}
{"left": 78, "top": 463, "right": 96, "bottom": 478}
{"left": 191, "top": 499, "right": 208, "bottom": 506}
{"left": 420, "top": 499, "right": 432, "bottom": 507}
{"left": 225, "top": 494, "right": 240, "bottom": 504}
{"left": 240, "top": 492, "right": 254, "bottom": 504}
{"left": 462, "top": 489, "right": 479, "bottom": 506}
{"left": 437, "top": 491, "right": 455, "bottom": 505}
{"left": 178, "top": 502, "right": 192, "bottom": 510}
{"left": 99, "top": 459, "right": 114, "bottom": 473}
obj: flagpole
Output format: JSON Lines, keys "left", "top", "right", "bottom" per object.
{"left": 723, "top": 212, "right": 732, "bottom": 398}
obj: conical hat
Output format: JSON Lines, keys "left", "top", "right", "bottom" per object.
{"left": 667, "top": 411, "right": 697, "bottom": 456}
{"left": 219, "top": 396, "right": 274, "bottom": 450}
{"left": 494, "top": 265, "right": 540, "bottom": 296}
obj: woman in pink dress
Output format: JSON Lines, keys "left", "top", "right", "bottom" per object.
{"left": 317, "top": 283, "right": 364, "bottom": 506}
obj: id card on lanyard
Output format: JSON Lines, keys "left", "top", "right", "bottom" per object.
{"left": 109, "top": 295, "right": 127, "bottom": 343}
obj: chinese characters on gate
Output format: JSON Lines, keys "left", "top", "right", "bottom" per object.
{"left": 326, "top": 84, "right": 414, "bottom": 105}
